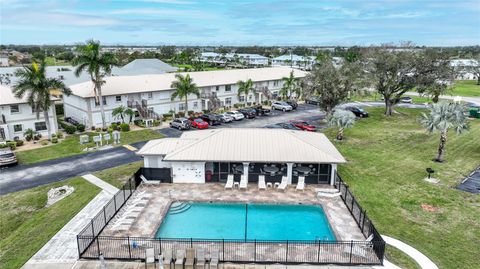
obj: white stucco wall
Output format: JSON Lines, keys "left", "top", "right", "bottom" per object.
{"left": 171, "top": 161, "right": 205, "bottom": 183}
{"left": 144, "top": 155, "right": 172, "bottom": 168}
{"left": 0, "top": 103, "right": 57, "bottom": 140}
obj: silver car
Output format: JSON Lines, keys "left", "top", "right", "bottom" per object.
{"left": 0, "top": 148, "right": 18, "bottom": 166}
{"left": 220, "top": 113, "right": 234, "bottom": 123}
{"left": 169, "top": 118, "right": 191, "bottom": 130}
{"left": 271, "top": 101, "right": 293, "bottom": 112}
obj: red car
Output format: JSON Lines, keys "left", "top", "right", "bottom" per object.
{"left": 290, "top": 120, "right": 317, "bottom": 132}
{"left": 189, "top": 118, "right": 209, "bottom": 129}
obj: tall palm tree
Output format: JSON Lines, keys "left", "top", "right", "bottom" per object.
{"left": 13, "top": 60, "right": 71, "bottom": 139}
{"left": 72, "top": 39, "right": 118, "bottom": 129}
{"left": 328, "top": 109, "right": 356, "bottom": 140}
{"left": 420, "top": 102, "right": 468, "bottom": 162}
{"left": 280, "top": 71, "right": 298, "bottom": 100}
{"left": 170, "top": 74, "right": 200, "bottom": 114}
{"left": 237, "top": 79, "right": 254, "bottom": 106}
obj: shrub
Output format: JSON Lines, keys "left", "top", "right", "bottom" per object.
{"left": 64, "top": 125, "right": 77, "bottom": 134}
{"left": 0, "top": 143, "right": 7, "bottom": 148}
{"left": 107, "top": 127, "right": 113, "bottom": 133}
{"left": 16, "top": 140, "right": 24, "bottom": 147}
{"left": 188, "top": 110, "right": 194, "bottom": 116}
{"left": 95, "top": 127, "right": 102, "bottom": 133}
{"left": 40, "top": 140, "right": 49, "bottom": 146}
{"left": 120, "top": 123, "right": 130, "bottom": 132}
{"left": 177, "top": 111, "right": 185, "bottom": 118}
{"left": 56, "top": 131, "right": 64, "bottom": 139}
{"left": 77, "top": 124, "right": 85, "bottom": 132}
{"left": 7, "top": 141, "right": 16, "bottom": 150}
{"left": 110, "top": 123, "right": 118, "bottom": 130}
{"left": 51, "top": 137, "right": 58, "bottom": 143}
{"left": 134, "top": 119, "right": 146, "bottom": 127}
{"left": 153, "top": 120, "right": 161, "bottom": 126}
{"left": 33, "top": 133, "right": 42, "bottom": 140}
{"left": 24, "top": 128, "right": 36, "bottom": 141}
{"left": 163, "top": 113, "right": 173, "bottom": 121}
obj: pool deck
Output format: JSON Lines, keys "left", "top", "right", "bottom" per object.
{"left": 102, "top": 183, "right": 365, "bottom": 241}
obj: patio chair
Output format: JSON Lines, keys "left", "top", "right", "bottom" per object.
{"left": 258, "top": 175, "right": 266, "bottom": 190}
{"left": 296, "top": 176, "right": 305, "bottom": 192}
{"left": 145, "top": 248, "right": 155, "bottom": 269}
{"left": 225, "top": 174, "right": 234, "bottom": 189}
{"left": 185, "top": 248, "right": 195, "bottom": 269}
{"left": 208, "top": 250, "right": 219, "bottom": 269}
{"left": 277, "top": 176, "right": 288, "bottom": 192}
{"left": 174, "top": 249, "right": 185, "bottom": 269}
{"left": 141, "top": 174, "right": 160, "bottom": 185}
{"left": 195, "top": 249, "right": 206, "bottom": 269}
{"left": 239, "top": 175, "right": 248, "bottom": 190}
{"left": 163, "top": 249, "right": 173, "bottom": 269}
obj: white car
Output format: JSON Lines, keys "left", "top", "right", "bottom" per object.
{"left": 225, "top": 111, "right": 245, "bottom": 120}
{"left": 271, "top": 101, "right": 293, "bottom": 111}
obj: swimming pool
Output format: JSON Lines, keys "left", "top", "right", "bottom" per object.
{"left": 156, "top": 202, "right": 336, "bottom": 241}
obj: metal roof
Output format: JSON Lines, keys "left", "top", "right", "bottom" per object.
{"left": 112, "top": 59, "right": 178, "bottom": 75}
{"left": 139, "top": 128, "right": 346, "bottom": 164}
{"left": 69, "top": 67, "right": 307, "bottom": 98}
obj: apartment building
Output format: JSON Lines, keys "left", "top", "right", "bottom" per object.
{"left": 272, "top": 54, "right": 317, "bottom": 70}
{"left": 199, "top": 52, "right": 269, "bottom": 66}
{"left": 64, "top": 67, "right": 307, "bottom": 128}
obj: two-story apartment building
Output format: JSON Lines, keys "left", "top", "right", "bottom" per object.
{"left": 0, "top": 85, "right": 58, "bottom": 141}
{"left": 199, "top": 52, "right": 269, "bottom": 67}
{"left": 64, "top": 67, "right": 307, "bottom": 128}
{"left": 272, "top": 54, "right": 317, "bottom": 70}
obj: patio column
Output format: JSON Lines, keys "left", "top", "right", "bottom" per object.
{"left": 243, "top": 162, "right": 250, "bottom": 180}
{"left": 258, "top": 92, "right": 262, "bottom": 104}
{"left": 286, "top": 162, "right": 294, "bottom": 185}
{"left": 330, "top": 164, "right": 337, "bottom": 185}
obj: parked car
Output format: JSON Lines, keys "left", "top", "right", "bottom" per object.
{"left": 400, "top": 96, "right": 413, "bottom": 103}
{"left": 290, "top": 120, "right": 317, "bottom": 132}
{"left": 271, "top": 101, "right": 293, "bottom": 112}
{"left": 344, "top": 106, "right": 369, "bottom": 118}
{"left": 169, "top": 118, "right": 191, "bottom": 130}
{"left": 200, "top": 114, "right": 222, "bottom": 125}
{"left": 305, "top": 96, "right": 321, "bottom": 106}
{"left": 265, "top": 123, "right": 301, "bottom": 130}
{"left": 0, "top": 148, "right": 18, "bottom": 166}
{"left": 251, "top": 105, "right": 271, "bottom": 116}
{"left": 285, "top": 100, "right": 298, "bottom": 110}
{"left": 238, "top": 108, "right": 256, "bottom": 119}
{"left": 219, "top": 113, "right": 234, "bottom": 123}
{"left": 225, "top": 111, "right": 245, "bottom": 121}
{"left": 189, "top": 118, "right": 209, "bottom": 129}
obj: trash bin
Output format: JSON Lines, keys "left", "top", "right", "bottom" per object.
{"left": 469, "top": 107, "right": 479, "bottom": 118}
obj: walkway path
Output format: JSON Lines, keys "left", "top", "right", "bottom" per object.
{"left": 22, "top": 175, "right": 118, "bottom": 269}
{"left": 405, "top": 91, "right": 480, "bottom": 105}
{"left": 381, "top": 234, "right": 439, "bottom": 269}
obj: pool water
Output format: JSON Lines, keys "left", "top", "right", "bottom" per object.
{"left": 156, "top": 203, "right": 336, "bottom": 241}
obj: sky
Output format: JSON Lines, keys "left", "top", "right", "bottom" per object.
{"left": 0, "top": 0, "right": 479, "bottom": 46}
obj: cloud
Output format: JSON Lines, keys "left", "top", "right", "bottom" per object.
{"left": 108, "top": 8, "right": 213, "bottom": 18}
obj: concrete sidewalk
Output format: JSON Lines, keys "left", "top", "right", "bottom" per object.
{"left": 22, "top": 176, "right": 119, "bottom": 269}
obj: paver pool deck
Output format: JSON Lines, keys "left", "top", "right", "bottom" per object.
{"left": 102, "top": 183, "right": 365, "bottom": 241}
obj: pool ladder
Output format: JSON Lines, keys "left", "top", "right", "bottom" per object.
{"left": 169, "top": 201, "right": 191, "bottom": 214}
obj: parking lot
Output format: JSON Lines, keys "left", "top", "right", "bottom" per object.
{"left": 158, "top": 104, "right": 326, "bottom": 137}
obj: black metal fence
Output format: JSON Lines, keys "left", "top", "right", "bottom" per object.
{"left": 77, "top": 171, "right": 385, "bottom": 265}
{"left": 77, "top": 169, "right": 143, "bottom": 257}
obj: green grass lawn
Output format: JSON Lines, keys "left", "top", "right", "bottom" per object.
{"left": 94, "top": 161, "right": 143, "bottom": 188}
{"left": 450, "top": 80, "right": 480, "bottom": 97}
{"left": 16, "top": 129, "right": 163, "bottom": 164}
{"left": 323, "top": 107, "right": 480, "bottom": 269}
{"left": 0, "top": 177, "right": 100, "bottom": 269}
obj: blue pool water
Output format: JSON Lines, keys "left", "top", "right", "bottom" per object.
{"left": 156, "top": 203, "right": 336, "bottom": 241}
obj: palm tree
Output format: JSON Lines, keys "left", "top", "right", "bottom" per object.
{"left": 170, "top": 74, "right": 200, "bottom": 114}
{"left": 237, "top": 79, "right": 254, "bottom": 106}
{"left": 125, "top": 108, "right": 135, "bottom": 123}
{"left": 112, "top": 105, "right": 126, "bottom": 123}
{"left": 72, "top": 39, "right": 118, "bottom": 129}
{"left": 280, "top": 71, "right": 298, "bottom": 100}
{"left": 420, "top": 102, "right": 469, "bottom": 162}
{"left": 328, "top": 109, "right": 356, "bottom": 140}
{"left": 13, "top": 60, "right": 71, "bottom": 139}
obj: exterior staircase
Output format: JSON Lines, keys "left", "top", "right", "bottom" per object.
{"left": 201, "top": 91, "right": 222, "bottom": 112}
{"left": 128, "top": 99, "right": 162, "bottom": 120}
{"left": 255, "top": 86, "right": 273, "bottom": 101}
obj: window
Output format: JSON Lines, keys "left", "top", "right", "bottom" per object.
{"left": 179, "top": 103, "right": 185, "bottom": 111}
{"left": 115, "top": 95, "right": 122, "bottom": 102}
{"left": 225, "top": 98, "right": 232, "bottom": 106}
{"left": 215, "top": 86, "right": 220, "bottom": 91}
{"left": 225, "top": 85, "right": 231, "bottom": 92}
{"left": 193, "top": 102, "right": 198, "bottom": 109}
{"left": 13, "top": 124, "right": 23, "bottom": 133}
{"left": 147, "top": 92, "right": 153, "bottom": 99}
{"left": 273, "top": 80, "right": 279, "bottom": 86}
{"left": 34, "top": 121, "right": 47, "bottom": 131}
{"left": 95, "top": 97, "right": 107, "bottom": 106}
{"left": 239, "top": 96, "right": 245, "bottom": 102}
{"left": 10, "top": 105, "right": 19, "bottom": 113}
